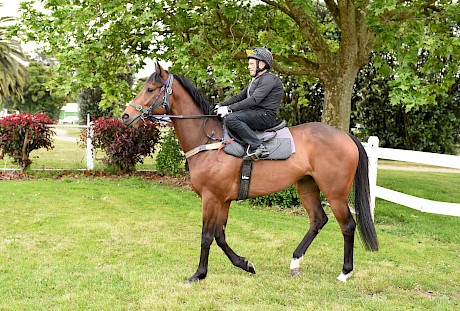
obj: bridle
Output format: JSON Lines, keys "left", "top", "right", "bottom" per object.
{"left": 125, "top": 72, "right": 227, "bottom": 158}
{"left": 127, "top": 73, "right": 218, "bottom": 125}
{"left": 127, "top": 74, "right": 174, "bottom": 124}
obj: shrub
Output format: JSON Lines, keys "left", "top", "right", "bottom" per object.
{"left": 82, "top": 117, "right": 160, "bottom": 174}
{"left": 0, "top": 112, "right": 55, "bottom": 170}
{"left": 250, "top": 186, "right": 301, "bottom": 209}
{"left": 155, "top": 127, "right": 186, "bottom": 177}
{"left": 250, "top": 186, "right": 329, "bottom": 210}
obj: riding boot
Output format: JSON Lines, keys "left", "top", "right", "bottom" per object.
{"left": 243, "top": 144, "right": 270, "bottom": 161}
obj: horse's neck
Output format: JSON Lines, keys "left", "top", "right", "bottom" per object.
{"left": 171, "top": 119, "right": 207, "bottom": 153}
{"left": 170, "top": 96, "right": 222, "bottom": 153}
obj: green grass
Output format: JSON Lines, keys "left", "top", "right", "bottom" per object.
{"left": 0, "top": 172, "right": 459, "bottom": 310}
{"left": 377, "top": 169, "right": 460, "bottom": 203}
{"left": 56, "top": 126, "right": 83, "bottom": 137}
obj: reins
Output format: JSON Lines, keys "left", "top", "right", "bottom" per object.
{"left": 149, "top": 114, "right": 219, "bottom": 121}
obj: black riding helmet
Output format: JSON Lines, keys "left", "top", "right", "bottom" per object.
{"left": 246, "top": 47, "right": 273, "bottom": 74}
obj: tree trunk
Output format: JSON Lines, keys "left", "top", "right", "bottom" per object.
{"left": 21, "top": 130, "right": 31, "bottom": 171}
{"left": 271, "top": 0, "right": 373, "bottom": 133}
{"left": 321, "top": 66, "right": 360, "bottom": 133}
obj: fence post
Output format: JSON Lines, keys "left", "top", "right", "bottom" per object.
{"left": 86, "top": 114, "right": 94, "bottom": 170}
{"left": 367, "top": 136, "right": 379, "bottom": 220}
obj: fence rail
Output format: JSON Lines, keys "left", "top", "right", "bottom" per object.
{"left": 364, "top": 136, "right": 460, "bottom": 217}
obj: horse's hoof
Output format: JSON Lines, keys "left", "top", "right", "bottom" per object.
{"left": 246, "top": 261, "right": 256, "bottom": 274}
{"left": 290, "top": 267, "right": 301, "bottom": 277}
{"left": 336, "top": 271, "right": 352, "bottom": 282}
{"left": 185, "top": 274, "right": 202, "bottom": 284}
{"left": 183, "top": 278, "right": 197, "bottom": 285}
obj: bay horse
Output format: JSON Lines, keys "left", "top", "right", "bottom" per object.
{"left": 122, "top": 63, "right": 378, "bottom": 283}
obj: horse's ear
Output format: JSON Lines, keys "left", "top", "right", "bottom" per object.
{"left": 155, "top": 61, "right": 162, "bottom": 75}
{"left": 155, "top": 61, "right": 169, "bottom": 80}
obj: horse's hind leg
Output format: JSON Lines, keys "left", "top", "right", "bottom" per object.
{"left": 328, "top": 197, "right": 356, "bottom": 282}
{"left": 290, "top": 177, "right": 328, "bottom": 277}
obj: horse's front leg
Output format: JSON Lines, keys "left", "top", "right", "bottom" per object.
{"left": 214, "top": 201, "right": 256, "bottom": 274}
{"left": 186, "top": 197, "right": 217, "bottom": 283}
{"left": 187, "top": 198, "right": 254, "bottom": 283}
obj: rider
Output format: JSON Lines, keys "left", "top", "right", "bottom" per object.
{"left": 215, "top": 47, "right": 284, "bottom": 160}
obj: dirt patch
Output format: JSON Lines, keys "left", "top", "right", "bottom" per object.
{"left": 135, "top": 171, "right": 192, "bottom": 190}
{"left": 0, "top": 170, "right": 193, "bottom": 190}
{"left": 0, "top": 171, "right": 32, "bottom": 180}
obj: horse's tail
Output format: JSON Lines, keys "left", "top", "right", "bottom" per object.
{"left": 349, "top": 134, "right": 379, "bottom": 251}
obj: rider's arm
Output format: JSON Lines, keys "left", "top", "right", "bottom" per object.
{"left": 220, "top": 87, "right": 248, "bottom": 107}
{"left": 227, "top": 74, "right": 277, "bottom": 112}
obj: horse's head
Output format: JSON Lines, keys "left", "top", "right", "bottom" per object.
{"left": 122, "top": 62, "right": 172, "bottom": 127}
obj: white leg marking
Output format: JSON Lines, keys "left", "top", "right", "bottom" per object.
{"left": 290, "top": 256, "right": 303, "bottom": 270}
{"left": 337, "top": 271, "right": 352, "bottom": 282}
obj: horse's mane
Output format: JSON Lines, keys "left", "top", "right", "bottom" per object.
{"left": 148, "top": 72, "right": 211, "bottom": 115}
{"left": 173, "top": 74, "right": 212, "bottom": 115}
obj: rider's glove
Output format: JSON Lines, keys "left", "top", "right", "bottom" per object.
{"left": 216, "top": 106, "right": 231, "bottom": 117}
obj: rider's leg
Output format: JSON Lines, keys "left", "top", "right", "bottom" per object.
{"left": 224, "top": 110, "right": 275, "bottom": 159}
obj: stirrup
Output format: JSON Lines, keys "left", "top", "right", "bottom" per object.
{"left": 243, "top": 145, "right": 269, "bottom": 161}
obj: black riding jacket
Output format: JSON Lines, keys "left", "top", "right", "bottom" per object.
{"left": 221, "top": 72, "right": 283, "bottom": 117}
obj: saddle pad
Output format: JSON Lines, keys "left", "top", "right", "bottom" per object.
{"left": 223, "top": 127, "right": 296, "bottom": 160}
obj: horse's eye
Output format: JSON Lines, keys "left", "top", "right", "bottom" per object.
{"left": 147, "top": 88, "right": 154, "bottom": 93}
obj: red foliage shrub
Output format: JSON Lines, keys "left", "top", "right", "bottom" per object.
{"left": 82, "top": 117, "right": 160, "bottom": 174}
{"left": 0, "top": 112, "right": 55, "bottom": 170}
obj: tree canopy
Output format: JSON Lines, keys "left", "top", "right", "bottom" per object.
{"left": 0, "top": 12, "right": 28, "bottom": 99}
{"left": 368, "top": 0, "right": 460, "bottom": 110}
{"left": 16, "top": 0, "right": 460, "bottom": 131}
{"left": 10, "top": 61, "right": 70, "bottom": 119}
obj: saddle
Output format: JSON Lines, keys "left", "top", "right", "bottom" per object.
{"left": 223, "top": 120, "right": 295, "bottom": 160}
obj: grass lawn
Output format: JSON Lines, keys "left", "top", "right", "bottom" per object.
{"left": 377, "top": 169, "right": 460, "bottom": 203}
{"left": 0, "top": 171, "right": 459, "bottom": 310}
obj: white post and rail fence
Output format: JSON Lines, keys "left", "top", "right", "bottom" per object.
{"left": 85, "top": 114, "right": 94, "bottom": 170}
{"left": 363, "top": 136, "right": 460, "bottom": 218}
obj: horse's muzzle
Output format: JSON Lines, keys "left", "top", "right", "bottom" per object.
{"left": 121, "top": 113, "right": 140, "bottom": 127}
